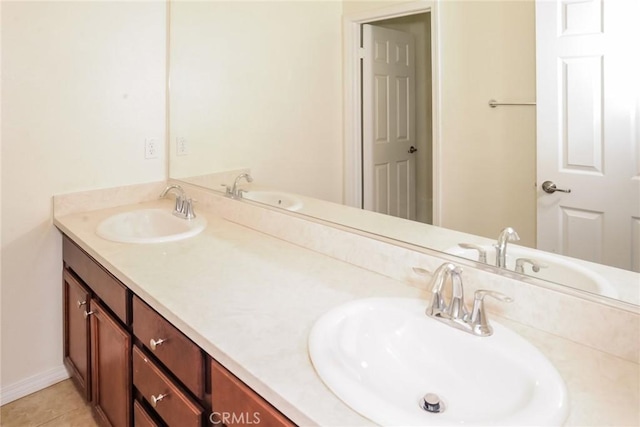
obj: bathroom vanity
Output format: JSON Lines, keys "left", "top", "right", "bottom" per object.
{"left": 54, "top": 183, "right": 639, "bottom": 427}
{"left": 62, "top": 234, "right": 294, "bottom": 426}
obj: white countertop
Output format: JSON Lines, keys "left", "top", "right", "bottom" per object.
{"left": 54, "top": 199, "right": 639, "bottom": 426}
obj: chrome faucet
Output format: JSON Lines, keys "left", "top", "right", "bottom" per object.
{"left": 424, "top": 262, "right": 512, "bottom": 336}
{"left": 223, "top": 173, "right": 253, "bottom": 199}
{"left": 159, "top": 184, "right": 196, "bottom": 219}
{"left": 495, "top": 227, "right": 520, "bottom": 268}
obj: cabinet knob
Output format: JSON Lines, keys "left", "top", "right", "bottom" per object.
{"left": 83, "top": 310, "right": 94, "bottom": 319}
{"left": 149, "top": 338, "right": 166, "bottom": 350}
{"left": 150, "top": 393, "right": 167, "bottom": 408}
{"left": 77, "top": 300, "right": 87, "bottom": 309}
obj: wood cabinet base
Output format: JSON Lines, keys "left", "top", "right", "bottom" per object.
{"left": 211, "top": 360, "right": 295, "bottom": 427}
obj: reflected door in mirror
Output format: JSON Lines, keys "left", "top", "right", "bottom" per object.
{"left": 362, "top": 24, "right": 417, "bottom": 220}
{"left": 536, "top": 0, "right": 640, "bottom": 272}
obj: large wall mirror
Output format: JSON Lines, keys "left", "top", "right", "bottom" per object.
{"left": 169, "top": 0, "right": 639, "bottom": 308}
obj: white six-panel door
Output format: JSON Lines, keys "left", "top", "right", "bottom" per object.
{"left": 362, "top": 24, "right": 417, "bottom": 220}
{"left": 536, "top": 0, "right": 640, "bottom": 271}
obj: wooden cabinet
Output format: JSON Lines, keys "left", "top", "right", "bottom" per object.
{"left": 63, "top": 236, "right": 132, "bottom": 427}
{"left": 133, "top": 346, "right": 204, "bottom": 427}
{"left": 62, "top": 234, "right": 298, "bottom": 427}
{"left": 133, "top": 296, "right": 205, "bottom": 399}
{"left": 90, "top": 299, "right": 132, "bottom": 427}
{"left": 63, "top": 236, "right": 130, "bottom": 324}
{"left": 132, "top": 296, "right": 205, "bottom": 426}
{"left": 63, "top": 271, "right": 91, "bottom": 401}
{"left": 211, "top": 360, "right": 295, "bottom": 427}
{"left": 133, "top": 401, "right": 160, "bottom": 427}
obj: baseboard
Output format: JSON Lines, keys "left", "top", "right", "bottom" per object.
{"left": 0, "top": 365, "right": 70, "bottom": 405}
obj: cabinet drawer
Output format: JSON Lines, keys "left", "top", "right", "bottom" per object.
{"left": 63, "top": 236, "right": 129, "bottom": 324}
{"left": 133, "top": 346, "right": 203, "bottom": 427}
{"left": 134, "top": 400, "right": 161, "bottom": 427}
{"left": 133, "top": 296, "right": 204, "bottom": 398}
{"left": 211, "top": 359, "right": 295, "bottom": 427}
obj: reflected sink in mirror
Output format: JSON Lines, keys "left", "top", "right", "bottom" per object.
{"left": 242, "top": 190, "right": 303, "bottom": 212}
{"left": 96, "top": 209, "right": 206, "bottom": 244}
{"left": 445, "top": 245, "right": 618, "bottom": 299}
{"left": 309, "top": 297, "right": 569, "bottom": 426}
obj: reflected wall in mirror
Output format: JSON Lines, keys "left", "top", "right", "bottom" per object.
{"left": 169, "top": 1, "right": 343, "bottom": 203}
{"left": 169, "top": 0, "right": 640, "bottom": 308}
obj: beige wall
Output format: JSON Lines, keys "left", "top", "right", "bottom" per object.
{"left": 343, "top": 0, "right": 409, "bottom": 16}
{"left": 169, "top": 1, "right": 343, "bottom": 203}
{"left": 438, "top": 0, "right": 536, "bottom": 245}
{"left": 1, "top": 1, "right": 166, "bottom": 398}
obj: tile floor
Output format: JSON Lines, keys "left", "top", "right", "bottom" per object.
{"left": 0, "top": 379, "right": 98, "bottom": 427}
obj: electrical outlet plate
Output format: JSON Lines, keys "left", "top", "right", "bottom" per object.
{"left": 176, "top": 137, "right": 189, "bottom": 156}
{"left": 145, "top": 137, "right": 159, "bottom": 159}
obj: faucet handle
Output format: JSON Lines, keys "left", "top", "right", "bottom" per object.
{"left": 183, "top": 198, "right": 196, "bottom": 220}
{"left": 173, "top": 194, "right": 184, "bottom": 215}
{"left": 425, "top": 263, "right": 461, "bottom": 317}
{"left": 469, "top": 290, "right": 513, "bottom": 336}
{"left": 220, "top": 184, "right": 233, "bottom": 196}
{"left": 448, "top": 269, "right": 468, "bottom": 321}
{"left": 515, "top": 258, "right": 547, "bottom": 274}
{"left": 458, "top": 243, "right": 488, "bottom": 263}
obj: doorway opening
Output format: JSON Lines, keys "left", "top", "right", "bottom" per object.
{"left": 343, "top": 2, "right": 439, "bottom": 225}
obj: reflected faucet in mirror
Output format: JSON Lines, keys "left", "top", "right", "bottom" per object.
{"left": 459, "top": 227, "right": 528, "bottom": 271}
{"left": 495, "top": 227, "right": 520, "bottom": 268}
{"left": 222, "top": 173, "right": 253, "bottom": 199}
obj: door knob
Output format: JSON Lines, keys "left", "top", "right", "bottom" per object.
{"left": 408, "top": 146, "right": 418, "bottom": 153}
{"left": 541, "top": 181, "right": 571, "bottom": 194}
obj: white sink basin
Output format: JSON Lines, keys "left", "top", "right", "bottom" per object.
{"left": 96, "top": 209, "right": 206, "bottom": 244}
{"left": 242, "top": 191, "right": 303, "bottom": 211}
{"left": 309, "top": 298, "right": 568, "bottom": 426}
{"left": 446, "top": 245, "right": 618, "bottom": 299}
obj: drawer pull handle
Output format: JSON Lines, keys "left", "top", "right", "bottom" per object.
{"left": 150, "top": 393, "right": 167, "bottom": 408}
{"left": 77, "top": 300, "right": 87, "bottom": 309}
{"left": 83, "top": 310, "right": 94, "bottom": 319}
{"left": 149, "top": 338, "right": 166, "bottom": 350}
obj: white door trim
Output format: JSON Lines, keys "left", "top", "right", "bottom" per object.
{"left": 343, "top": 0, "right": 442, "bottom": 224}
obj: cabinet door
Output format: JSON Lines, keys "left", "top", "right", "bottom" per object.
{"left": 63, "top": 271, "right": 91, "bottom": 401}
{"left": 90, "top": 299, "right": 132, "bottom": 427}
{"left": 211, "top": 360, "right": 295, "bottom": 427}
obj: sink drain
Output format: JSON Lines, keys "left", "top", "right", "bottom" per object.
{"left": 420, "top": 393, "right": 445, "bottom": 414}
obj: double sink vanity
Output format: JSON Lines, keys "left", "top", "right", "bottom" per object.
{"left": 54, "top": 181, "right": 639, "bottom": 426}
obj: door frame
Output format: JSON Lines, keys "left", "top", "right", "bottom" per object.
{"left": 343, "top": 0, "right": 442, "bottom": 223}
